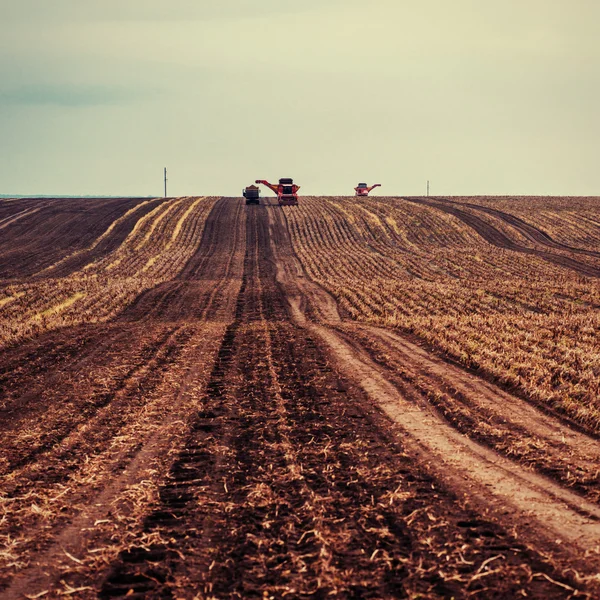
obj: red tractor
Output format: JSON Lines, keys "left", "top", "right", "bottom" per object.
{"left": 255, "top": 178, "right": 300, "bottom": 206}
{"left": 355, "top": 183, "right": 381, "bottom": 197}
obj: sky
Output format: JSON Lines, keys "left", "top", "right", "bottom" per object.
{"left": 0, "top": 0, "right": 598, "bottom": 197}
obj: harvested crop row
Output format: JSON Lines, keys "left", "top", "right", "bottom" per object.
{"left": 0, "top": 196, "right": 218, "bottom": 348}
{"left": 0, "top": 199, "right": 246, "bottom": 595}
{"left": 94, "top": 204, "right": 576, "bottom": 599}
{"left": 286, "top": 196, "right": 600, "bottom": 433}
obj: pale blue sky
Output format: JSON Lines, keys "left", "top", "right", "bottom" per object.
{"left": 1, "top": 0, "right": 598, "bottom": 196}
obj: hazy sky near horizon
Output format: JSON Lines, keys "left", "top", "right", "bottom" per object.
{"left": 0, "top": 0, "right": 598, "bottom": 196}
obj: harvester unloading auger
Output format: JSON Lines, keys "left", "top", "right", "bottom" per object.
{"left": 255, "top": 178, "right": 300, "bottom": 206}
{"left": 355, "top": 183, "right": 381, "bottom": 197}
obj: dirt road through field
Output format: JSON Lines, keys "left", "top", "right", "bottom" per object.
{"left": 270, "top": 204, "right": 600, "bottom": 582}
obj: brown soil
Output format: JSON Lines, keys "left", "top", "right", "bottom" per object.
{"left": 0, "top": 198, "right": 596, "bottom": 598}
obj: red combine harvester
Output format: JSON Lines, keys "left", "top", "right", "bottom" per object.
{"left": 255, "top": 178, "right": 300, "bottom": 206}
{"left": 355, "top": 183, "right": 381, "bottom": 197}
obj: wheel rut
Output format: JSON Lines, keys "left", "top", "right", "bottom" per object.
{"left": 456, "top": 199, "right": 600, "bottom": 259}
{"left": 95, "top": 203, "right": 580, "bottom": 598}
{"left": 339, "top": 324, "right": 600, "bottom": 503}
{"left": 270, "top": 203, "right": 600, "bottom": 591}
{"left": 0, "top": 199, "right": 247, "bottom": 596}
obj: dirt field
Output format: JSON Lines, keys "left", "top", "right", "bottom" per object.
{"left": 1, "top": 195, "right": 600, "bottom": 598}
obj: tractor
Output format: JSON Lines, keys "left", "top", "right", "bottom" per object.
{"left": 243, "top": 185, "right": 260, "bottom": 205}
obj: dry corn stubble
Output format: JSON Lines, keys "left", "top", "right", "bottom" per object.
{"left": 287, "top": 196, "right": 600, "bottom": 434}
{"left": 0, "top": 198, "right": 591, "bottom": 598}
{"left": 0, "top": 197, "right": 217, "bottom": 349}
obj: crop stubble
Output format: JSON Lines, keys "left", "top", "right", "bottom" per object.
{"left": 1, "top": 195, "right": 599, "bottom": 597}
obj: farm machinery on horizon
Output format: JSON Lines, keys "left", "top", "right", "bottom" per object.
{"left": 243, "top": 179, "right": 383, "bottom": 206}
{"left": 354, "top": 183, "right": 381, "bottom": 197}
{"left": 255, "top": 178, "right": 300, "bottom": 206}
{"left": 242, "top": 185, "right": 260, "bottom": 205}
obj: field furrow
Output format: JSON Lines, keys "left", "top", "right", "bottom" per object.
{"left": 0, "top": 198, "right": 246, "bottom": 595}
{"left": 2, "top": 194, "right": 600, "bottom": 598}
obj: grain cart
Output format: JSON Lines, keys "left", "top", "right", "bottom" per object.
{"left": 255, "top": 178, "right": 300, "bottom": 206}
{"left": 243, "top": 185, "right": 260, "bottom": 205}
{"left": 355, "top": 183, "right": 381, "bottom": 197}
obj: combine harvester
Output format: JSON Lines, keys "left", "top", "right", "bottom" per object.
{"left": 242, "top": 185, "right": 260, "bottom": 205}
{"left": 255, "top": 178, "right": 300, "bottom": 206}
{"left": 355, "top": 183, "right": 381, "bottom": 197}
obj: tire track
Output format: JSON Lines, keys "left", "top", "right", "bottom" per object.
{"left": 273, "top": 204, "right": 600, "bottom": 586}
{"left": 455, "top": 199, "right": 600, "bottom": 259}
{"left": 96, "top": 201, "right": 578, "bottom": 599}
{"left": 0, "top": 200, "right": 247, "bottom": 595}
{"left": 339, "top": 324, "right": 600, "bottom": 500}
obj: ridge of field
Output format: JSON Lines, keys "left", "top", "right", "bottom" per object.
{"left": 0, "top": 196, "right": 217, "bottom": 349}
{"left": 286, "top": 196, "right": 600, "bottom": 433}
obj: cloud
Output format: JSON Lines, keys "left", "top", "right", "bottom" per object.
{"left": 0, "top": 84, "right": 143, "bottom": 107}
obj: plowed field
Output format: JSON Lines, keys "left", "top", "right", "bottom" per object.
{"left": 2, "top": 195, "right": 600, "bottom": 598}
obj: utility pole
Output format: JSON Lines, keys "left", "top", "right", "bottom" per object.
{"left": 427, "top": 180, "right": 430, "bottom": 197}
{"left": 164, "top": 167, "right": 168, "bottom": 198}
